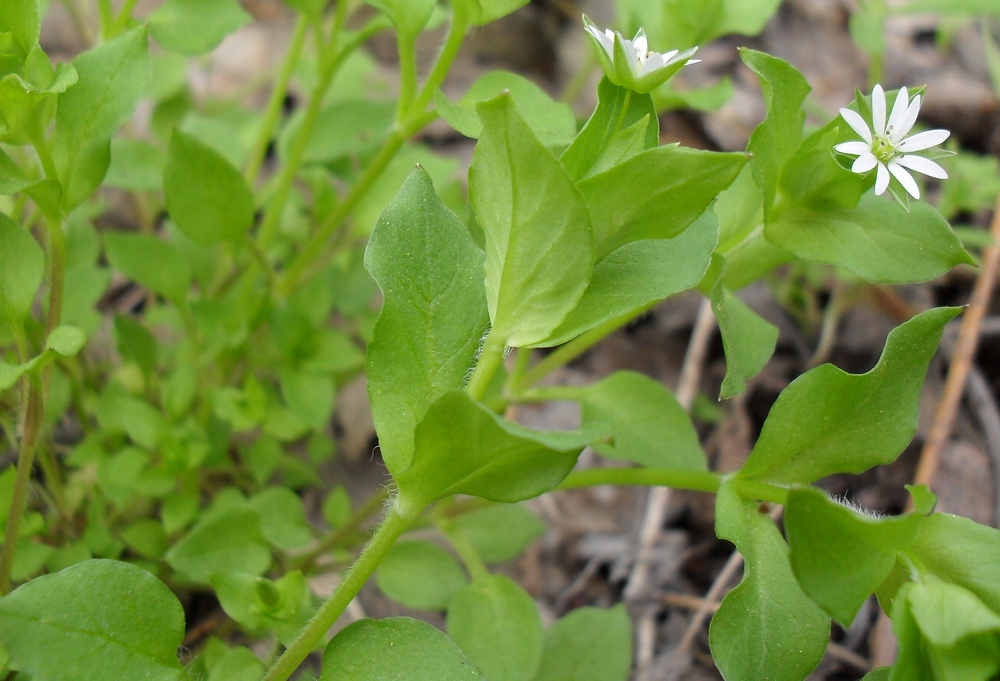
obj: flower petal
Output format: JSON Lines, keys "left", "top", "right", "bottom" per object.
{"left": 875, "top": 162, "right": 890, "bottom": 195}
{"left": 633, "top": 29, "right": 647, "bottom": 57}
{"left": 886, "top": 87, "right": 909, "bottom": 136}
{"left": 894, "top": 154, "right": 948, "bottom": 179}
{"left": 898, "top": 128, "right": 950, "bottom": 153}
{"left": 835, "top": 141, "right": 872, "bottom": 156}
{"left": 639, "top": 52, "right": 665, "bottom": 76}
{"left": 840, "top": 108, "right": 873, "bottom": 144}
{"left": 891, "top": 95, "right": 921, "bottom": 143}
{"left": 872, "top": 84, "right": 887, "bottom": 136}
{"left": 852, "top": 153, "right": 879, "bottom": 173}
{"left": 888, "top": 160, "right": 920, "bottom": 199}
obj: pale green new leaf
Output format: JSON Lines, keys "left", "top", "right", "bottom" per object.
{"left": 0, "top": 0, "right": 41, "bottom": 55}
{"left": 0, "top": 212, "right": 44, "bottom": 322}
{"left": 148, "top": 0, "right": 252, "bottom": 55}
{"left": 45, "top": 325, "right": 86, "bottom": 356}
{"left": 711, "top": 282, "right": 778, "bottom": 399}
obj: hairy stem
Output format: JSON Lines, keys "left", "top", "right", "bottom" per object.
{"left": 466, "top": 332, "right": 505, "bottom": 402}
{"left": 288, "top": 487, "right": 390, "bottom": 572}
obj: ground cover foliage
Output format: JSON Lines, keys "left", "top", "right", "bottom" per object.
{"left": 1, "top": 0, "right": 1000, "bottom": 679}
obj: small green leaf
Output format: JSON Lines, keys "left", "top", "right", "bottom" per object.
{"left": 279, "top": 369, "right": 334, "bottom": 431}
{"left": 711, "top": 281, "right": 778, "bottom": 399}
{"left": 211, "top": 571, "right": 309, "bottom": 643}
{"left": 365, "top": 167, "right": 488, "bottom": 476}
{"left": 148, "top": 0, "right": 252, "bottom": 56}
{"left": 103, "top": 232, "right": 192, "bottom": 305}
{"left": 470, "top": 93, "right": 593, "bottom": 347}
{"left": 0, "top": 148, "right": 31, "bottom": 194}
{"left": 451, "top": 504, "right": 546, "bottom": 564}
{"left": 0, "top": 212, "right": 44, "bottom": 323}
{"left": 765, "top": 194, "right": 975, "bottom": 284}
{"left": 779, "top": 123, "right": 866, "bottom": 212}
{"left": 376, "top": 540, "right": 469, "bottom": 610}
{"left": 447, "top": 574, "right": 542, "bottom": 681}
{"left": 165, "top": 508, "right": 271, "bottom": 583}
{"left": 740, "top": 49, "right": 810, "bottom": 218}
{"left": 321, "top": 617, "right": 483, "bottom": 680}
{"left": 322, "top": 486, "right": 351, "bottom": 529}
{"left": 114, "top": 315, "right": 158, "bottom": 375}
{"left": 709, "top": 484, "right": 829, "bottom": 681}
{"left": 0, "top": 363, "right": 27, "bottom": 392}
{"left": 455, "top": 0, "right": 529, "bottom": 26}
{"left": 105, "top": 139, "right": 166, "bottom": 192}
{"left": 191, "top": 639, "right": 265, "bottom": 681}
{"left": 164, "top": 130, "right": 255, "bottom": 246}
{"left": 248, "top": 487, "right": 313, "bottom": 551}
{"left": 533, "top": 605, "right": 632, "bottom": 681}
{"left": 396, "top": 391, "right": 604, "bottom": 507}
{"left": 908, "top": 513, "right": 1000, "bottom": 613}
{"left": 0, "top": 0, "right": 41, "bottom": 55}
{"left": 738, "top": 307, "right": 960, "bottom": 484}
{"left": 0, "top": 560, "right": 186, "bottom": 681}
{"left": 434, "top": 71, "right": 576, "bottom": 147}
{"left": 572, "top": 370, "right": 707, "bottom": 469}
{"left": 365, "top": 0, "right": 436, "bottom": 38}
{"left": 121, "top": 519, "right": 170, "bottom": 559}
{"left": 279, "top": 100, "right": 395, "bottom": 165}
{"left": 45, "top": 325, "right": 86, "bottom": 356}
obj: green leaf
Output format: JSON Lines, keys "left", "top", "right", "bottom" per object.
{"left": 321, "top": 617, "right": 483, "bottom": 680}
{"left": 211, "top": 571, "right": 310, "bottom": 643}
{"left": 572, "top": 370, "right": 707, "bottom": 469}
{"left": 740, "top": 49, "right": 810, "bottom": 219}
{"left": 578, "top": 145, "right": 746, "bottom": 258}
{"left": 0, "top": 212, "right": 43, "bottom": 322}
{"left": 365, "top": 0, "right": 436, "bottom": 38}
{"left": 0, "top": 363, "right": 27, "bottom": 392}
{"left": 279, "top": 369, "right": 334, "bottom": 431}
{"left": 105, "top": 139, "right": 166, "bottom": 192}
{"left": 533, "top": 605, "right": 632, "bottom": 681}
{"left": 164, "top": 130, "right": 255, "bottom": 246}
{"left": 470, "top": 93, "right": 593, "bottom": 347}
{"left": 165, "top": 508, "right": 271, "bottom": 583}
{"left": 861, "top": 668, "right": 891, "bottom": 681}
{"left": 45, "top": 325, "right": 86, "bottom": 356}
{"left": 451, "top": 504, "right": 546, "bottom": 564}
{"left": 103, "top": 232, "right": 192, "bottom": 305}
{"left": 0, "top": 148, "right": 31, "bottom": 194}
{"left": 397, "top": 390, "right": 604, "bottom": 507}
{"left": 121, "top": 519, "right": 170, "bottom": 559}
{"left": 455, "top": 0, "right": 529, "bottom": 25}
{"left": 248, "top": 487, "right": 313, "bottom": 550}
{"left": 779, "top": 122, "right": 867, "bottom": 212}
{"left": 114, "top": 314, "right": 158, "bottom": 375}
{"left": 279, "top": 100, "right": 395, "bottom": 165}
{"left": 711, "top": 281, "right": 778, "bottom": 399}
{"left": 0, "top": 0, "right": 41, "bottom": 55}
{"left": 322, "top": 486, "right": 351, "bottom": 528}
{"left": 365, "top": 167, "right": 489, "bottom": 476}
{"left": 434, "top": 71, "right": 577, "bottom": 148}
{"left": 447, "top": 574, "right": 542, "bottom": 681}
{"left": 765, "top": 194, "right": 975, "bottom": 284}
{"left": 376, "top": 540, "right": 469, "bottom": 610}
{"left": 785, "top": 486, "right": 927, "bottom": 626}
{"left": 709, "top": 484, "right": 829, "bottom": 681}
{"left": 908, "top": 513, "right": 1000, "bottom": 613}
{"left": 540, "top": 209, "right": 718, "bottom": 347}
{"left": 191, "top": 639, "right": 265, "bottom": 681}
{"left": 561, "top": 78, "right": 658, "bottom": 182}
{"left": 148, "top": 0, "right": 252, "bottom": 55}
{"left": 0, "top": 560, "right": 186, "bottom": 681}
{"left": 738, "top": 307, "right": 960, "bottom": 485}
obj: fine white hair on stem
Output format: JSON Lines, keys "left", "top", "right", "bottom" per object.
{"left": 463, "top": 323, "right": 493, "bottom": 388}
{"left": 831, "top": 494, "right": 886, "bottom": 520}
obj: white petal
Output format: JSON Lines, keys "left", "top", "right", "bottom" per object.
{"left": 875, "top": 162, "right": 890, "bottom": 195}
{"left": 888, "top": 160, "right": 920, "bottom": 199}
{"left": 852, "top": 153, "right": 879, "bottom": 173}
{"left": 872, "top": 84, "right": 887, "bottom": 136}
{"left": 835, "top": 141, "right": 872, "bottom": 156}
{"left": 886, "top": 87, "right": 909, "bottom": 135}
{"left": 633, "top": 29, "right": 647, "bottom": 56}
{"left": 898, "top": 128, "right": 950, "bottom": 153}
{"left": 638, "top": 52, "right": 665, "bottom": 76}
{"left": 660, "top": 49, "right": 679, "bottom": 62}
{"left": 839, "top": 108, "right": 873, "bottom": 144}
{"left": 584, "top": 24, "right": 614, "bottom": 57}
{"left": 894, "top": 154, "right": 948, "bottom": 179}
{"left": 891, "top": 95, "right": 921, "bottom": 142}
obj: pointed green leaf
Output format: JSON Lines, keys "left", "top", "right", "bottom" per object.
{"left": 321, "top": 617, "right": 483, "bottom": 680}
{"left": 765, "top": 194, "right": 974, "bottom": 284}
{"left": 395, "top": 391, "right": 604, "bottom": 507}
{"left": 0, "top": 363, "right": 27, "bottom": 392}
{"left": 376, "top": 540, "right": 469, "bottom": 610}
{"left": 470, "top": 93, "right": 593, "bottom": 347}
{"left": 148, "top": 0, "right": 252, "bottom": 56}
{"left": 740, "top": 49, "right": 810, "bottom": 218}
{"left": 103, "top": 232, "right": 192, "bottom": 305}
{"left": 164, "top": 130, "right": 255, "bottom": 246}
{"left": 709, "top": 484, "right": 829, "bottom": 681}
{"left": 711, "top": 282, "right": 778, "bottom": 399}
{"left": 365, "top": 167, "right": 489, "bottom": 476}
{"left": 45, "top": 325, "right": 86, "bottom": 356}
{"left": 447, "top": 574, "right": 542, "bottom": 681}
{"left": 0, "top": 560, "right": 186, "bottom": 681}
{"left": 0, "top": 212, "right": 43, "bottom": 322}
{"left": 533, "top": 605, "right": 632, "bottom": 681}
{"left": 739, "top": 307, "right": 960, "bottom": 484}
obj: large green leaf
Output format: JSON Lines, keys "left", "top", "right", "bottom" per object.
{"left": 533, "top": 605, "right": 632, "bottom": 681}
{"left": 538, "top": 209, "right": 717, "bottom": 347}
{"left": 321, "top": 617, "right": 483, "bottom": 680}
{"left": 0, "top": 212, "right": 44, "bottom": 323}
{"left": 164, "top": 130, "right": 255, "bottom": 246}
{"left": 470, "top": 93, "right": 593, "bottom": 348}
{"left": 103, "top": 232, "right": 192, "bottom": 305}
{"left": 148, "top": 0, "right": 252, "bottom": 56}
{"left": 740, "top": 49, "right": 810, "bottom": 218}
{"left": 365, "top": 167, "right": 489, "bottom": 476}
{"left": 0, "top": 560, "right": 187, "bottom": 681}
{"left": 765, "top": 194, "right": 974, "bottom": 284}
{"left": 395, "top": 391, "right": 604, "bottom": 508}
{"left": 738, "top": 307, "right": 960, "bottom": 485}
{"left": 578, "top": 145, "right": 745, "bottom": 258}
{"left": 0, "top": 0, "right": 40, "bottom": 55}
{"left": 447, "top": 574, "right": 542, "bottom": 681}
{"left": 376, "top": 540, "right": 469, "bottom": 610}
{"left": 571, "top": 370, "right": 707, "bottom": 469}
{"left": 711, "top": 280, "right": 778, "bottom": 399}
{"left": 709, "top": 484, "right": 829, "bottom": 681}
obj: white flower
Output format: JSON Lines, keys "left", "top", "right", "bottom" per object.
{"left": 834, "top": 84, "right": 950, "bottom": 200}
{"left": 582, "top": 15, "right": 699, "bottom": 95}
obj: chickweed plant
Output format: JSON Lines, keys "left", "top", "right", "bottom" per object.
{"left": 0, "top": 0, "right": 997, "bottom": 680}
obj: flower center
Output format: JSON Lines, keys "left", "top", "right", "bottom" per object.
{"left": 872, "top": 135, "right": 897, "bottom": 164}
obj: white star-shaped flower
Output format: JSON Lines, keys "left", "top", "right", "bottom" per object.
{"left": 583, "top": 15, "right": 699, "bottom": 95}
{"left": 834, "top": 84, "right": 950, "bottom": 200}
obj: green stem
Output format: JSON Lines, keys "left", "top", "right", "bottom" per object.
{"left": 466, "top": 332, "right": 505, "bottom": 402}
{"left": 43, "top": 212, "right": 66, "bottom": 336}
{"left": 437, "top": 515, "right": 489, "bottom": 581}
{"left": 261, "top": 500, "right": 418, "bottom": 681}
{"left": 108, "top": 0, "right": 139, "bottom": 37}
{"left": 0, "top": 377, "right": 43, "bottom": 595}
{"left": 288, "top": 487, "right": 390, "bottom": 572}
{"left": 405, "top": 8, "right": 468, "bottom": 119}
{"left": 97, "top": 0, "right": 114, "bottom": 38}
{"left": 395, "top": 32, "right": 418, "bottom": 123}
{"left": 613, "top": 89, "right": 632, "bottom": 135}
{"left": 243, "top": 236, "right": 278, "bottom": 294}
{"left": 558, "top": 468, "right": 722, "bottom": 495}
{"left": 245, "top": 14, "right": 310, "bottom": 187}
